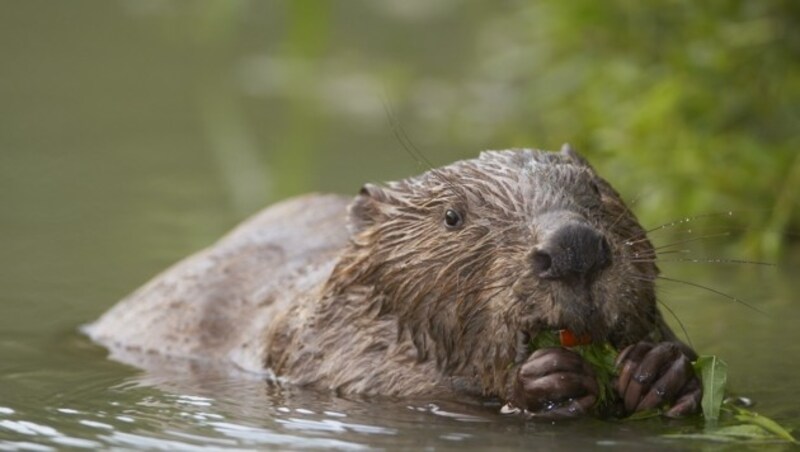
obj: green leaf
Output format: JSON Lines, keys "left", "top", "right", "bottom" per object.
{"left": 624, "top": 409, "right": 661, "bottom": 421}
{"left": 664, "top": 424, "right": 778, "bottom": 443}
{"left": 694, "top": 355, "right": 728, "bottom": 421}
{"left": 527, "top": 332, "right": 618, "bottom": 412}
{"left": 731, "top": 406, "right": 798, "bottom": 444}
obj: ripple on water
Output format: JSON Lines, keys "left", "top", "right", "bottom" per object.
{"left": 0, "top": 419, "right": 59, "bottom": 437}
{"left": 0, "top": 441, "right": 55, "bottom": 452}
{"left": 3, "top": 321, "right": 799, "bottom": 451}
{"left": 77, "top": 420, "right": 114, "bottom": 430}
{"left": 0, "top": 419, "right": 103, "bottom": 449}
{"left": 276, "top": 417, "right": 397, "bottom": 435}
{"left": 206, "top": 421, "right": 370, "bottom": 450}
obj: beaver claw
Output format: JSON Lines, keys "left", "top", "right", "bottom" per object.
{"left": 511, "top": 347, "right": 598, "bottom": 419}
{"left": 614, "top": 341, "right": 701, "bottom": 418}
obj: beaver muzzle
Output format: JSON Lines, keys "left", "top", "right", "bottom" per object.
{"left": 531, "top": 221, "right": 612, "bottom": 285}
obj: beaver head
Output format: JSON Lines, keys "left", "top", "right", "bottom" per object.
{"left": 328, "top": 146, "right": 660, "bottom": 393}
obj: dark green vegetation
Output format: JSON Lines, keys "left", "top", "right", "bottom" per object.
{"left": 462, "top": 1, "right": 800, "bottom": 259}
{"left": 5, "top": 1, "right": 798, "bottom": 258}
{"left": 527, "top": 332, "right": 619, "bottom": 414}
{"left": 236, "top": 1, "right": 800, "bottom": 257}
{"left": 678, "top": 356, "right": 797, "bottom": 444}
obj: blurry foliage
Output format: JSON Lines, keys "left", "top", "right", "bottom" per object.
{"left": 131, "top": 0, "right": 800, "bottom": 258}
{"left": 447, "top": 0, "right": 800, "bottom": 258}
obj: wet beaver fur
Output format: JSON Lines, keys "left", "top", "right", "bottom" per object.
{"left": 86, "top": 146, "right": 701, "bottom": 419}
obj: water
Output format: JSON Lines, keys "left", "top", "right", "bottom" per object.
{"left": 2, "top": 1, "right": 799, "bottom": 450}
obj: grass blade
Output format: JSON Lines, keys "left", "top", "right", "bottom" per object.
{"left": 732, "top": 407, "right": 798, "bottom": 444}
{"left": 694, "top": 355, "right": 728, "bottom": 421}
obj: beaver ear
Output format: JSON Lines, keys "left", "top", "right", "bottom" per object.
{"left": 348, "top": 183, "right": 388, "bottom": 234}
{"left": 560, "top": 143, "right": 593, "bottom": 169}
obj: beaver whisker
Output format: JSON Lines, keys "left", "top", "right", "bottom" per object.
{"left": 651, "top": 232, "right": 733, "bottom": 252}
{"left": 626, "top": 273, "right": 766, "bottom": 315}
{"left": 623, "top": 246, "right": 755, "bottom": 262}
{"left": 619, "top": 233, "right": 658, "bottom": 249}
{"left": 620, "top": 231, "right": 731, "bottom": 258}
{"left": 625, "top": 224, "right": 731, "bottom": 248}
{"left": 657, "top": 275, "right": 767, "bottom": 315}
{"left": 625, "top": 274, "right": 658, "bottom": 283}
{"left": 621, "top": 212, "right": 742, "bottom": 257}
{"left": 382, "top": 96, "right": 468, "bottom": 205}
{"left": 628, "top": 257, "right": 775, "bottom": 267}
{"left": 656, "top": 249, "right": 691, "bottom": 255}
{"left": 643, "top": 211, "right": 738, "bottom": 235}
{"left": 611, "top": 189, "right": 650, "bottom": 226}
{"left": 656, "top": 298, "right": 694, "bottom": 349}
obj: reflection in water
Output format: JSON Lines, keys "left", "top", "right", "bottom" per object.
{"left": 0, "top": 350, "right": 515, "bottom": 450}
{"left": 1, "top": 313, "right": 799, "bottom": 449}
{"left": 0, "top": 415, "right": 103, "bottom": 449}
{"left": 2, "top": 325, "right": 798, "bottom": 450}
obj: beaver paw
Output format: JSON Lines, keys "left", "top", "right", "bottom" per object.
{"left": 614, "top": 341, "right": 701, "bottom": 418}
{"left": 511, "top": 347, "right": 599, "bottom": 419}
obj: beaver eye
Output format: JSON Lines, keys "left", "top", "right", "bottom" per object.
{"left": 444, "top": 209, "right": 464, "bottom": 229}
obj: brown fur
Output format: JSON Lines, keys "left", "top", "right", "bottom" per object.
{"left": 86, "top": 147, "right": 678, "bottom": 403}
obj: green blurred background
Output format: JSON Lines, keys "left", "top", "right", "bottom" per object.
{"left": 3, "top": 0, "right": 798, "bottom": 264}
{"left": 2, "top": 0, "right": 799, "bottom": 313}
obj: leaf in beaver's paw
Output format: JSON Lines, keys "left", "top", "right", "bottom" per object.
{"left": 527, "top": 332, "right": 618, "bottom": 412}
{"left": 694, "top": 355, "right": 727, "bottom": 422}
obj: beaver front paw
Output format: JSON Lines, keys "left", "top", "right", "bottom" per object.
{"left": 511, "top": 346, "right": 599, "bottom": 419}
{"left": 614, "top": 341, "right": 701, "bottom": 418}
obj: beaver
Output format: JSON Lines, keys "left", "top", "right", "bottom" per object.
{"left": 85, "top": 146, "right": 701, "bottom": 419}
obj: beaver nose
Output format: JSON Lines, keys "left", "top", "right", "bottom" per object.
{"left": 532, "top": 223, "right": 612, "bottom": 282}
